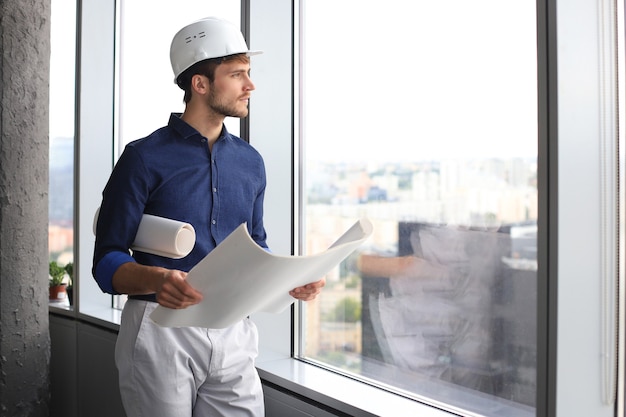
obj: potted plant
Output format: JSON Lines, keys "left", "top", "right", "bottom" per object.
{"left": 49, "top": 260, "right": 67, "bottom": 301}
{"left": 64, "top": 262, "right": 74, "bottom": 305}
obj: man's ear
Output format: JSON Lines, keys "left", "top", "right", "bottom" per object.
{"left": 190, "top": 74, "right": 209, "bottom": 96}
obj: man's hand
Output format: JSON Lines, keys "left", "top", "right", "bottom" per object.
{"left": 112, "top": 262, "right": 203, "bottom": 310}
{"left": 155, "top": 269, "right": 203, "bottom": 309}
{"left": 289, "top": 278, "right": 326, "bottom": 301}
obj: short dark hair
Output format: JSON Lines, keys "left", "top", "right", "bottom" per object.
{"left": 176, "top": 54, "right": 250, "bottom": 103}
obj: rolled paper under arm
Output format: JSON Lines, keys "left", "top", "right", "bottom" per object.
{"left": 94, "top": 209, "right": 196, "bottom": 259}
{"left": 131, "top": 214, "right": 195, "bottom": 258}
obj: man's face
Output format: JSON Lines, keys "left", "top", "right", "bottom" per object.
{"left": 206, "top": 60, "right": 255, "bottom": 118}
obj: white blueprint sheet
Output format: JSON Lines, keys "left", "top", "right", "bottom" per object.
{"left": 150, "top": 218, "right": 373, "bottom": 329}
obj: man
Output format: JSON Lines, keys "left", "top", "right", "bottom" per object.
{"left": 92, "top": 17, "right": 325, "bottom": 417}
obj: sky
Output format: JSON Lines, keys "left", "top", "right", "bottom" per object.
{"left": 49, "top": 0, "right": 77, "bottom": 140}
{"left": 302, "top": 0, "right": 538, "bottom": 162}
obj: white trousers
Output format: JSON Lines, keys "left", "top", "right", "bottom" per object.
{"left": 115, "top": 300, "right": 264, "bottom": 417}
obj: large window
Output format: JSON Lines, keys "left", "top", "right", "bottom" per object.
{"left": 49, "top": 0, "right": 77, "bottom": 306}
{"left": 298, "top": 1, "right": 538, "bottom": 415}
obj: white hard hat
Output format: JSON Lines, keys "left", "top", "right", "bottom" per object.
{"left": 170, "top": 17, "right": 262, "bottom": 84}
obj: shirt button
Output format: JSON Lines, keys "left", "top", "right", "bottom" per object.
{"left": 212, "top": 187, "right": 217, "bottom": 193}
{"left": 212, "top": 219, "right": 216, "bottom": 225}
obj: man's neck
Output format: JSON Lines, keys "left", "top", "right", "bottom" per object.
{"left": 181, "top": 107, "right": 225, "bottom": 149}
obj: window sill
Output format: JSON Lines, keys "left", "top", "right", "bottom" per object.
{"left": 256, "top": 349, "right": 455, "bottom": 417}
{"left": 256, "top": 348, "right": 535, "bottom": 417}
{"left": 78, "top": 306, "right": 123, "bottom": 331}
{"left": 50, "top": 303, "right": 122, "bottom": 332}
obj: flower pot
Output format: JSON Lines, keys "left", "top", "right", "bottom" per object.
{"left": 49, "top": 284, "right": 67, "bottom": 302}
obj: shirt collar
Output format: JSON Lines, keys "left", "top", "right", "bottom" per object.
{"left": 168, "top": 113, "right": 232, "bottom": 143}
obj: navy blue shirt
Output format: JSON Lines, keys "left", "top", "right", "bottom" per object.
{"left": 93, "top": 113, "right": 268, "bottom": 295}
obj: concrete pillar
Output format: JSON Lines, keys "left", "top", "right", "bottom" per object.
{"left": 0, "top": 0, "right": 52, "bottom": 415}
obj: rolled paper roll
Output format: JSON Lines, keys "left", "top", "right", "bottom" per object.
{"left": 131, "top": 214, "right": 195, "bottom": 258}
{"left": 93, "top": 208, "right": 196, "bottom": 258}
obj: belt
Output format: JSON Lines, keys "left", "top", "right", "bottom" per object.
{"left": 129, "top": 294, "right": 158, "bottom": 303}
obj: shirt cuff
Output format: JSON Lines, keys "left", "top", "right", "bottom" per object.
{"left": 94, "top": 251, "right": 136, "bottom": 294}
